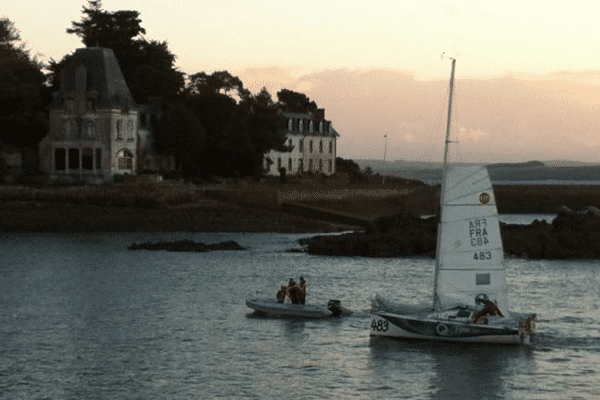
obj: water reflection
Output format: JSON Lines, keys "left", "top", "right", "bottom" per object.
{"left": 369, "top": 337, "right": 534, "bottom": 399}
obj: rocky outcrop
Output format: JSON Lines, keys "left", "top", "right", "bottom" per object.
{"left": 300, "top": 207, "right": 600, "bottom": 259}
{"left": 299, "top": 214, "right": 437, "bottom": 257}
{"left": 128, "top": 240, "right": 246, "bottom": 252}
{"left": 503, "top": 206, "right": 600, "bottom": 259}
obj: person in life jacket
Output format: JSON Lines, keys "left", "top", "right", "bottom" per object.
{"left": 298, "top": 277, "right": 307, "bottom": 305}
{"left": 472, "top": 298, "right": 503, "bottom": 324}
{"left": 276, "top": 285, "right": 287, "bottom": 303}
{"left": 287, "top": 279, "right": 302, "bottom": 305}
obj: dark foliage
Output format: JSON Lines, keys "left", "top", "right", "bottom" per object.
{"left": 53, "top": 0, "right": 184, "bottom": 103}
{"left": 0, "top": 18, "right": 50, "bottom": 148}
{"left": 277, "top": 88, "right": 318, "bottom": 113}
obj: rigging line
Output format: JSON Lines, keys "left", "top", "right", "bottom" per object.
{"left": 425, "top": 81, "right": 453, "bottom": 163}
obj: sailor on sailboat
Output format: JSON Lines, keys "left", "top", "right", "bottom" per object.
{"left": 370, "top": 57, "right": 537, "bottom": 344}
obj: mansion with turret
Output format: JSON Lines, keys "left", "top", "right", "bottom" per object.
{"left": 38, "top": 47, "right": 172, "bottom": 184}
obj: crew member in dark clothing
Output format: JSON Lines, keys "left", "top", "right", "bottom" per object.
{"left": 287, "top": 280, "right": 301, "bottom": 305}
{"left": 298, "top": 277, "right": 307, "bottom": 305}
{"left": 276, "top": 285, "right": 287, "bottom": 303}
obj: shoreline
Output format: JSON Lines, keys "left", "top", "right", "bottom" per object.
{"left": 0, "top": 200, "right": 356, "bottom": 233}
{"left": 3, "top": 182, "right": 600, "bottom": 234}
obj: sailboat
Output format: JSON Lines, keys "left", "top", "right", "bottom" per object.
{"left": 370, "top": 58, "right": 537, "bottom": 344}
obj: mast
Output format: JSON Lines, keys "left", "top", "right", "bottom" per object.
{"left": 433, "top": 57, "right": 456, "bottom": 311}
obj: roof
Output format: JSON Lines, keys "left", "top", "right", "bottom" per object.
{"left": 281, "top": 112, "right": 339, "bottom": 137}
{"left": 51, "top": 47, "right": 134, "bottom": 109}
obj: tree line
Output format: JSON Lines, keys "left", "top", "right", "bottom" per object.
{"left": 1, "top": 0, "right": 327, "bottom": 179}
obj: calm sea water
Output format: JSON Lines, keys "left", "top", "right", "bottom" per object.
{"left": 1, "top": 220, "right": 599, "bottom": 399}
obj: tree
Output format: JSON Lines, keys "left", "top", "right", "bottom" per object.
{"left": 154, "top": 102, "right": 205, "bottom": 174}
{"left": 0, "top": 18, "right": 49, "bottom": 148}
{"left": 66, "top": 1, "right": 145, "bottom": 49}
{"left": 276, "top": 88, "right": 318, "bottom": 113}
{"left": 184, "top": 72, "right": 287, "bottom": 176}
{"left": 53, "top": 1, "right": 184, "bottom": 103}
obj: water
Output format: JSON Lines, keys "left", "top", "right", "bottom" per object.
{"left": 1, "top": 228, "right": 599, "bottom": 399}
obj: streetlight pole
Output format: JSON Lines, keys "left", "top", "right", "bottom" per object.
{"left": 382, "top": 134, "right": 387, "bottom": 185}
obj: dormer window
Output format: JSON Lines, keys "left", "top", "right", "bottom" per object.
{"left": 319, "top": 121, "right": 324, "bottom": 133}
{"left": 299, "top": 119, "right": 303, "bottom": 132}
{"left": 309, "top": 120, "right": 314, "bottom": 133}
{"left": 288, "top": 118, "right": 293, "bottom": 132}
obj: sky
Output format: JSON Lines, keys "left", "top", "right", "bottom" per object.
{"left": 5, "top": 0, "right": 600, "bottom": 163}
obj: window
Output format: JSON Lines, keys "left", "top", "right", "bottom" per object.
{"left": 309, "top": 159, "right": 313, "bottom": 171}
{"left": 277, "top": 157, "right": 282, "bottom": 170}
{"left": 140, "top": 113, "right": 147, "bottom": 128}
{"left": 70, "top": 120, "right": 78, "bottom": 137}
{"left": 68, "top": 148, "right": 79, "bottom": 169}
{"left": 54, "top": 148, "right": 65, "bottom": 171}
{"left": 298, "top": 159, "right": 303, "bottom": 172}
{"left": 117, "top": 120, "right": 123, "bottom": 140}
{"left": 117, "top": 149, "right": 133, "bottom": 170}
{"left": 86, "top": 121, "right": 94, "bottom": 138}
{"left": 299, "top": 119, "right": 303, "bottom": 132}
{"left": 82, "top": 148, "right": 93, "bottom": 170}
{"left": 328, "top": 159, "right": 332, "bottom": 172}
{"left": 63, "top": 120, "right": 69, "bottom": 137}
{"left": 288, "top": 118, "right": 293, "bottom": 131}
{"left": 329, "top": 141, "right": 333, "bottom": 153}
{"left": 319, "top": 121, "right": 324, "bottom": 133}
{"left": 299, "top": 140, "right": 304, "bottom": 153}
{"left": 319, "top": 159, "right": 323, "bottom": 172}
{"left": 309, "top": 120, "right": 314, "bottom": 133}
{"left": 309, "top": 140, "right": 313, "bottom": 153}
{"left": 95, "top": 148, "right": 102, "bottom": 170}
{"left": 319, "top": 140, "right": 323, "bottom": 153}
{"left": 288, "top": 158, "right": 292, "bottom": 171}
{"left": 127, "top": 120, "right": 134, "bottom": 141}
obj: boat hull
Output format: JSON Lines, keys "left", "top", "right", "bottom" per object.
{"left": 246, "top": 295, "right": 336, "bottom": 318}
{"left": 371, "top": 311, "right": 530, "bottom": 345}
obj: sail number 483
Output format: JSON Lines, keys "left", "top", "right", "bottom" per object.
{"left": 474, "top": 251, "right": 491, "bottom": 260}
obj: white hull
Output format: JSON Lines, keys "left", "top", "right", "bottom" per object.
{"left": 246, "top": 294, "right": 349, "bottom": 318}
{"left": 371, "top": 310, "right": 531, "bottom": 345}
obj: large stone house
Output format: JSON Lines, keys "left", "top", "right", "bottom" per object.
{"left": 264, "top": 110, "right": 339, "bottom": 176}
{"left": 39, "top": 47, "right": 171, "bottom": 184}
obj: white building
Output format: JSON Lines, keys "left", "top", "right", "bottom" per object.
{"left": 264, "top": 110, "right": 339, "bottom": 176}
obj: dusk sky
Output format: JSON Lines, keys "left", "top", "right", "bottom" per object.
{"left": 5, "top": 0, "right": 600, "bottom": 163}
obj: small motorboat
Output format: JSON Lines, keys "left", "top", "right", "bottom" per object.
{"left": 246, "top": 294, "right": 351, "bottom": 318}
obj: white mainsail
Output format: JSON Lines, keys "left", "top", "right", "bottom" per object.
{"left": 433, "top": 165, "right": 507, "bottom": 312}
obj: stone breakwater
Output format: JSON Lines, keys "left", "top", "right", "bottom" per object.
{"left": 300, "top": 207, "right": 600, "bottom": 260}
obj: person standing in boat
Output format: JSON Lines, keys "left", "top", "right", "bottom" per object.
{"left": 298, "top": 277, "right": 307, "bottom": 304}
{"left": 276, "top": 285, "right": 287, "bottom": 303}
{"left": 287, "top": 279, "right": 301, "bottom": 305}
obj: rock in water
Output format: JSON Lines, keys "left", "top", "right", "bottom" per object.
{"left": 128, "top": 240, "right": 246, "bottom": 252}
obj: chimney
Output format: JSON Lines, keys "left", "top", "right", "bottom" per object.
{"left": 314, "top": 108, "right": 325, "bottom": 121}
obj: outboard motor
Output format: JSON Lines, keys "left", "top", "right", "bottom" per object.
{"left": 327, "top": 300, "right": 343, "bottom": 317}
